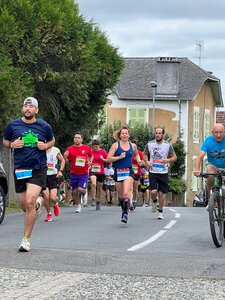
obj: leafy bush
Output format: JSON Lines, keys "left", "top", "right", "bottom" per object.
{"left": 168, "top": 177, "right": 187, "bottom": 194}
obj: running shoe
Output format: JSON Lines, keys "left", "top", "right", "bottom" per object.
{"left": 53, "top": 203, "right": 60, "bottom": 216}
{"left": 91, "top": 200, "right": 96, "bottom": 206}
{"left": 129, "top": 204, "right": 134, "bottom": 211}
{"left": 152, "top": 201, "right": 157, "bottom": 213}
{"left": 133, "top": 201, "right": 137, "bottom": 210}
{"left": 121, "top": 212, "right": 128, "bottom": 223}
{"left": 18, "top": 238, "right": 30, "bottom": 252}
{"left": 68, "top": 199, "right": 75, "bottom": 206}
{"left": 75, "top": 204, "right": 82, "bottom": 213}
{"left": 96, "top": 202, "right": 101, "bottom": 210}
{"left": 157, "top": 212, "right": 164, "bottom": 220}
{"left": 45, "top": 213, "right": 53, "bottom": 222}
{"left": 36, "top": 196, "right": 43, "bottom": 219}
{"left": 145, "top": 203, "right": 149, "bottom": 207}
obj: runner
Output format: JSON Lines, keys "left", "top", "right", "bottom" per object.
{"left": 131, "top": 140, "right": 144, "bottom": 210}
{"left": 107, "top": 126, "right": 141, "bottom": 223}
{"left": 89, "top": 139, "right": 108, "bottom": 210}
{"left": 2, "top": 97, "right": 55, "bottom": 252}
{"left": 140, "top": 167, "right": 150, "bottom": 206}
{"left": 103, "top": 162, "right": 115, "bottom": 205}
{"left": 64, "top": 132, "right": 93, "bottom": 213}
{"left": 143, "top": 127, "right": 177, "bottom": 219}
{"left": 43, "top": 146, "right": 65, "bottom": 222}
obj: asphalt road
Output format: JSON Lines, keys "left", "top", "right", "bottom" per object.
{"left": 1, "top": 205, "right": 225, "bottom": 299}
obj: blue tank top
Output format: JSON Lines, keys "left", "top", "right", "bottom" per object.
{"left": 114, "top": 141, "right": 134, "bottom": 169}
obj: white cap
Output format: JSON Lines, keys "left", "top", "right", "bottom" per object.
{"left": 24, "top": 97, "right": 38, "bottom": 108}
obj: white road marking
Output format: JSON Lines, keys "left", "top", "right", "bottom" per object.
{"left": 127, "top": 208, "right": 181, "bottom": 252}
{"left": 164, "top": 220, "right": 177, "bottom": 229}
{"left": 175, "top": 213, "right": 181, "bottom": 218}
{"left": 127, "top": 230, "right": 167, "bottom": 251}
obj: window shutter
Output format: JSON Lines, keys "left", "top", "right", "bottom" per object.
{"left": 204, "top": 109, "right": 210, "bottom": 139}
{"left": 193, "top": 107, "right": 200, "bottom": 143}
{"left": 128, "top": 107, "right": 146, "bottom": 125}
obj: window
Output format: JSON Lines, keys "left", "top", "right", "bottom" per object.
{"left": 127, "top": 105, "right": 148, "bottom": 125}
{"left": 204, "top": 109, "right": 210, "bottom": 139}
{"left": 193, "top": 106, "right": 200, "bottom": 143}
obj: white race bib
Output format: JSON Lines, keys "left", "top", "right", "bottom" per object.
{"left": 75, "top": 157, "right": 86, "bottom": 167}
{"left": 91, "top": 164, "right": 101, "bottom": 173}
{"left": 117, "top": 168, "right": 130, "bottom": 181}
{"left": 15, "top": 169, "right": 32, "bottom": 180}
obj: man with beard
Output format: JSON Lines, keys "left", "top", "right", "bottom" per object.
{"left": 3, "top": 97, "right": 55, "bottom": 252}
{"left": 143, "top": 127, "right": 177, "bottom": 219}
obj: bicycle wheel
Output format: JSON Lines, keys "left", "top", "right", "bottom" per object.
{"left": 0, "top": 186, "right": 6, "bottom": 224}
{"left": 208, "top": 191, "right": 224, "bottom": 247}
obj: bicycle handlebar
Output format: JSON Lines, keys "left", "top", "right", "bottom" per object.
{"left": 200, "top": 171, "right": 225, "bottom": 178}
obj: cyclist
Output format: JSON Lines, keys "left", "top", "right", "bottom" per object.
{"left": 194, "top": 123, "right": 225, "bottom": 197}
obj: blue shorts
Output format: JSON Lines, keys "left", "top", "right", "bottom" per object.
{"left": 70, "top": 174, "right": 88, "bottom": 190}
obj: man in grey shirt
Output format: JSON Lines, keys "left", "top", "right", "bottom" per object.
{"left": 143, "top": 127, "right": 177, "bottom": 219}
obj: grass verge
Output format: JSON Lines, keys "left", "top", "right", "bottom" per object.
{"left": 6, "top": 200, "right": 21, "bottom": 213}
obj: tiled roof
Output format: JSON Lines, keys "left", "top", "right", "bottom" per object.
{"left": 114, "top": 57, "right": 223, "bottom": 106}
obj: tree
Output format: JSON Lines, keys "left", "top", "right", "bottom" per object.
{"left": 0, "top": 0, "right": 124, "bottom": 149}
{"left": 170, "top": 138, "right": 186, "bottom": 178}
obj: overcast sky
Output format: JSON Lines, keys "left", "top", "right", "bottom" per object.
{"left": 76, "top": 0, "right": 225, "bottom": 102}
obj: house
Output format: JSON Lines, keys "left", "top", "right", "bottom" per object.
{"left": 216, "top": 109, "right": 225, "bottom": 126}
{"left": 106, "top": 57, "right": 223, "bottom": 206}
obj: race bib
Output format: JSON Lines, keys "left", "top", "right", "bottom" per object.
{"left": 132, "top": 164, "right": 138, "bottom": 174}
{"left": 104, "top": 178, "right": 115, "bottom": 186}
{"left": 75, "top": 157, "right": 86, "bottom": 167}
{"left": 117, "top": 168, "right": 130, "bottom": 181}
{"left": 47, "top": 162, "right": 55, "bottom": 171}
{"left": 91, "top": 164, "right": 101, "bottom": 173}
{"left": 143, "top": 179, "right": 149, "bottom": 186}
{"left": 15, "top": 169, "right": 32, "bottom": 180}
{"left": 152, "top": 159, "right": 165, "bottom": 172}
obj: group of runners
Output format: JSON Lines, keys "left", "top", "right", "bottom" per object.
{"left": 2, "top": 96, "right": 177, "bottom": 252}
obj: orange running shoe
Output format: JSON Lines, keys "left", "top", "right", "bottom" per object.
{"left": 45, "top": 213, "right": 52, "bottom": 222}
{"left": 53, "top": 203, "right": 60, "bottom": 217}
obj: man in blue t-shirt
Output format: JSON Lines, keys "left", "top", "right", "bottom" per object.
{"left": 194, "top": 123, "right": 225, "bottom": 195}
{"left": 3, "top": 97, "right": 55, "bottom": 252}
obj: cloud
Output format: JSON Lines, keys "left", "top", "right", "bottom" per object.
{"left": 77, "top": 0, "right": 225, "bottom": 98}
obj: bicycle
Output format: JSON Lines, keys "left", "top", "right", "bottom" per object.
{"left": 200, "top": 171, "right": 225, "bottom": 247}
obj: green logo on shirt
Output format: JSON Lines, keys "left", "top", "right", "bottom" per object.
{"left": 22, "top": 129, "right": 38, "bottom": 147}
